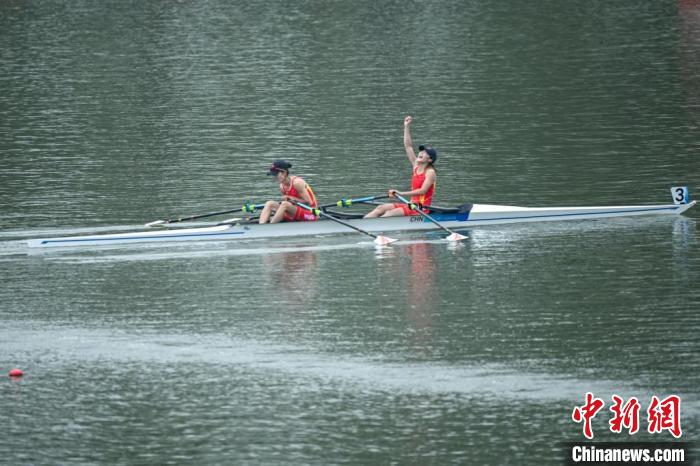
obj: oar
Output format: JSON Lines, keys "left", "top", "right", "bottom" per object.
{"left": 315, "top": 195, "right": 389, "bottom": 211}
{"left": 290, "top": 200, "right": 398, "bottom": 245}
{"left": 146, "top": 203, "right": 265, "bottom": 227}
{"left": 241, "top": 203, "right": 266, "bottom": 213}
{"left": 394, "top": 194, "right": 467, "bottom": 242}
{"left": 334, "top": 195, "right": 389, "bottom": 208}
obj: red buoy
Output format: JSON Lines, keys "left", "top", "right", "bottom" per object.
{"left": 8, "top": 368, "right": 23, "bottom": 377}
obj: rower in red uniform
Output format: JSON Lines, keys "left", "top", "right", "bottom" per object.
{"left": 259, "top": 160, "right": 318, "bottom": 224}
{"left": 364, "top": 116, "right": 437, "bottom": 218}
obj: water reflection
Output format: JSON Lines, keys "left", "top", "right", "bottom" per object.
{"left": 373, "top": 242, "right": 397, "bottom": 259}
{"left": 671, "top": 217, "right": 696, "bottom": 287}
{"left": 404, "top": 242, "right": 437, "bottom": 347}
{"left": 375, "top": 241, "right": 442, "bottom": 349}
{"left": 262, "top": 247, "right": 319, "bottom": 310}
{"left": 446, "top": 233, "right": 470, "bottom": 253}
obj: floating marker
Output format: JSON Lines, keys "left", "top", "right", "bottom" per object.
{"left": 8, "top": 368, "right": 23, "bottom": 377}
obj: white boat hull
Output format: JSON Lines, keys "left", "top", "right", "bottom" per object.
{"left": 26, "top": 201, "right": 696, "bottom": 248}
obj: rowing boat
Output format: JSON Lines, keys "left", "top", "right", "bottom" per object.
{"left": 26, "top": 199, "right": 696, "bottom": 248}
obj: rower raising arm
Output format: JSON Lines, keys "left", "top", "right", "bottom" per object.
{"left": 364, "top": 116, "right": 438, "bottom": 218}
{"left": 403, "top": 115, "right": 417, "bottom": 165}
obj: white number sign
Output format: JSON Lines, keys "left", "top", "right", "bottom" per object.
{"left": 670, "top": 186, "right": 689, "bottom": 205}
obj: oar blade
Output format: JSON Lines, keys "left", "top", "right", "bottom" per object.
{"left": 145, "top": 220, "right": 165, "bottom": 227}
{"left": 445, "top": 232, "right": 468, "bottom": 242}
{"left": 216, "top": 217, "right": 242, "bottom": 225}
{"left": 373, "top": 235, "right": 398, "bottom": 246}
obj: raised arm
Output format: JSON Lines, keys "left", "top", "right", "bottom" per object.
{"left": 403, "top": 116, "right": 416, "bottom": 165}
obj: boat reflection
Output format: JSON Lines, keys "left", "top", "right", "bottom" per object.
{"left": 262, "top": 247, "right": 319, "bottom": 310}
{"left": 374, "top": 240, "right": 449, "bottom": 350}
{"left": 404, "top": 242, "right": 438, "bottom": 347}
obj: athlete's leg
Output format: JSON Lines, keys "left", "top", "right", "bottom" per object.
{"left": 259, "top": 200, "right": 279, "bottom": 224}
{"left": 270, "top": 201, "right": 297, "bottom": 223}
{"left": 364, "top": 203, "right": 398, "bottom": 218}
{"left": 379, "top": 207, "right": 407, "bottom": 217}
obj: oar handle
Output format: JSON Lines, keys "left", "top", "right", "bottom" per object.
{"left": 335, "top": 195, "right": 389, "bottom": 208}
{"left": 292, "top": 200, "right": 322, "bottom": 217}
{"left": 241, "top": 203, "right": 266, "bottom": 213}
{"left": 393, "top": 194, "right": 421, "bottom": 211}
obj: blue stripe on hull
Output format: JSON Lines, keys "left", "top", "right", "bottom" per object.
{"left": 430, "top": 212, "right": 470, "bottom": 222}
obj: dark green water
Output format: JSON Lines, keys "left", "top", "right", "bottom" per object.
{"left": 1, "top": 1, "right": 699, "bottom": 464}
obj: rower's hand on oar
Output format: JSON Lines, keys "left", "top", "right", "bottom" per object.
{"left": 388, "top": 189, "right": 399, "bottom": 198}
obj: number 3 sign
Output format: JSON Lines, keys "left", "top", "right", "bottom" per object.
{"left": 670, "top": 186, "right": 689, "bottom": 205}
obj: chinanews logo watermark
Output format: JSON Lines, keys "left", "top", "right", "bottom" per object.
{"left": 564, "top": 393, "right": 693, "bottom": 465}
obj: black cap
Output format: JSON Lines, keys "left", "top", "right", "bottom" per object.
{"left": 418, "top": 145, "right": 438, "bottom": 162}
{"left": 267, "top": 159, "right": 292, "bottom": 175}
